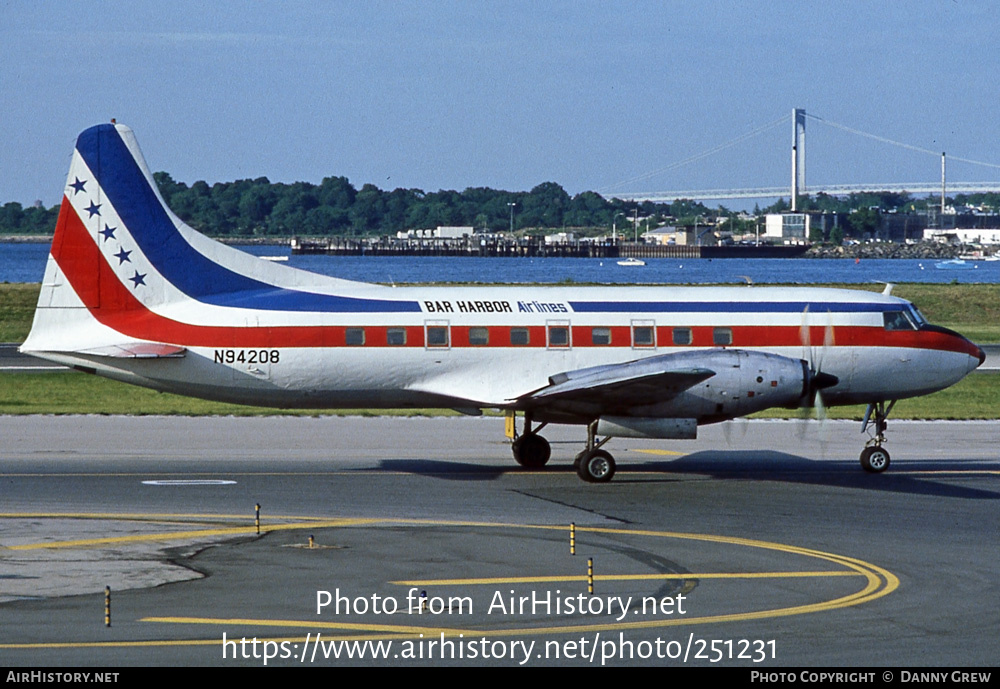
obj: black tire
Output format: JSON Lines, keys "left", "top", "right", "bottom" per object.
{"left": 860, "top": 446, "right": 890, "bottom": 473}
{"left": 512, "top": 433, "right": 551, "bottom": 468}
{"left": 576, "top": 449, "right": 616, "bottom": 483}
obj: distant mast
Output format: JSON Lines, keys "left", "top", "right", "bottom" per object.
{"left": 791, "top": 108, "right": 806, "bottom": 212}
{"left": 941, "top": 152, "right": 946, "bottom": 219}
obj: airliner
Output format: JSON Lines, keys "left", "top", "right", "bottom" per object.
{"left": 20, "top": 123, "right": 986, "bottom": 482}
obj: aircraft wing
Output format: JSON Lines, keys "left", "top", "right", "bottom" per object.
{"left": 516, "top": 353, "right": 716, "bottom": 410}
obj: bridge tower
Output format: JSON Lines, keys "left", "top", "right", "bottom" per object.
{"left": 791, "top": 108, "right": 806, "bottom": 211}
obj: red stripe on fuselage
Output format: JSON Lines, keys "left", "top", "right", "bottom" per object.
{"left": 50, "top": 196, "right": 981, "bottom": 359}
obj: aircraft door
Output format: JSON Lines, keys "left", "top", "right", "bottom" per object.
{"left": 225, "top": 317, "right": 273, "bottom": 384}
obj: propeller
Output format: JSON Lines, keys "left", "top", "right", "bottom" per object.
{"left": 798, "top": 306, "right": 839, "bottom": 439}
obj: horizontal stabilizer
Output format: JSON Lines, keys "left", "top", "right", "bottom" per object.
{"left": 75, "top": 343, "right": 186, "bottom": 359}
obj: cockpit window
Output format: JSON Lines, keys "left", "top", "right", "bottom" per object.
{"left": 883, "top": 310, "right": 918, "bottom": 331}
{"left": 907, "top": 305, "right": 928, "bottom": 327}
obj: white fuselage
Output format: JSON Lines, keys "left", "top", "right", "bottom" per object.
{"left": 29, "top": 281, "right": 983, "bottom": 421}
{"left": 19, "top": 122, "right": 986, "bottom": 430}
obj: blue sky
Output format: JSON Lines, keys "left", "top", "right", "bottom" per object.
{"left": 4, "top": 1, "right": 1000, "bottom": 208}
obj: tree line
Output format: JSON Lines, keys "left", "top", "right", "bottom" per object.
{"left": 0, "top": 203, "right": 60, "bottom": 235}
{"left": 3, "top": 173, "right": 998, "bottom": 238}
{"left": 0, "top": 174, "right": 717, "bottom": 237}
{"left": 149, "top": 174, "right": 721, "bottom": 237}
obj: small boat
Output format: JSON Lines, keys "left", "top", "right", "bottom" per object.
{"left": 616, "top": 257, "right": 646, "bottom": 267}
{"left": 260, "top": 255, "right": 289, "bottom": 262}
{"left": 934, "top": 259, "right": 975, "bottom": 270}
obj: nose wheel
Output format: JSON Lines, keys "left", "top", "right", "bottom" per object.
{"left": 860, "top": 446, "right": 890, "bottom": 473}
{"left": 859, "top": 400, "right": 895, "bottom": 473}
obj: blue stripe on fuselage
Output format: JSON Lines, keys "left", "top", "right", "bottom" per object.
{"left": 74, "top": 124, "right": 419, "bottom": 313}
{"left": 568, "top": 301, "right": 903, "bottom": 313}
{"left": 73, "top": 126, "right": 907, "bottom": 319}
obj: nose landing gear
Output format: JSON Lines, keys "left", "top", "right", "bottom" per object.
{"left": 860, "top": 400, "right": 895, "bottom": 473}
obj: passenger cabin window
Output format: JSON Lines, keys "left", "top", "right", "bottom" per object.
{"left": 426, "top": 326, "right": 449, "bottom": 348}
{"left": 632, "top": 325, "right": 655, "bottom": 348}
{"left": 345, "top": 328, "right": 365, "bottom": 346}
{"left": 547, "top": 325, "right": 570, "bottom": 348}
{"left": 713, "top": 327, "right": 733, "bottom": 346}
{"left": 510, "top": 328, "right": 530, "bottom": 346}
{"left": 387, "top": 328, "right": 406, "bottom": 346}
{"left": 672, "top": 327, "right": 692, "bottom": 346}
{"left": 469, "top": 327, "right": 489, "bottom": 346}
{"left": 591, "top": 327, "right": 611, "bottom": 345}
{"left": 883, "top": 311, "right": 917, "bottom": 331}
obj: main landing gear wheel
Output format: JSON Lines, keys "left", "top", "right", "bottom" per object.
{"left": 576, "top": 449, "right": 616, "bottom": 483}
{"left": 860, "top": 446, "right": 890, "bottom": 473}
{"left": 512, "top": 432, "right": 551, "bottom": 468}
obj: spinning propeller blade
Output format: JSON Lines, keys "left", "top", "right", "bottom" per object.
{"left": 798, "top": 306, "right": 839, "bottom": 436}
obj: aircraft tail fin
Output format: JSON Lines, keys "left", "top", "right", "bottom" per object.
{"left": 23, "top": 122, "right": 181, "bottom": 357}
{"left": 34, "top": 122, "right": 329, "bottom": 314}
{"left": 21, "top": 122, "right": 405, "bottom": 362}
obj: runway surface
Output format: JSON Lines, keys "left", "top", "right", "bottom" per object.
{"left": 2, "top": 415, "right": 998, "bottom": 667}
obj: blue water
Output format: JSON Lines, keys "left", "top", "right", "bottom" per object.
{"left": 3, "top": 241, "right": 999, "bottom": 285}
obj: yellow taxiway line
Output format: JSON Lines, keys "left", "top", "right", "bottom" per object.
{"left": 0, "top": 514, "right": 897, "bottom": 650}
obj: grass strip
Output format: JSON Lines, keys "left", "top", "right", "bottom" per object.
{"left": 1, "top": 370, "right": 996, "bottom": 419}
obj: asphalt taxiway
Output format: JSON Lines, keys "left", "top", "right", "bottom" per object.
{"left": 1, "top": 415, "right": 998, "bottom": 667}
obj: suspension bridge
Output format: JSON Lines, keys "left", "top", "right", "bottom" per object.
{"left": 610, "top": 110, "right": 1000, "bottom": 205}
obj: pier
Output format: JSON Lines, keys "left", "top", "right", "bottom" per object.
{"left": 290, "top": 237, "right": 806, "bottom": 259}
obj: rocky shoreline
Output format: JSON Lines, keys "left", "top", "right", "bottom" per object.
{"left": 804, "top": 242, "right": 976, "bottom": 259}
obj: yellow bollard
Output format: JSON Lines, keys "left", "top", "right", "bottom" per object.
{"left": 587, "top": 558, "right": 594, "bottom": 595}
{"left": 104, "top": 586, "right": 111, "bottom": 627}
{"left": 308, "top": 535, "right": 315, "bottom": 549}
{"left": 570, "top": 522, "right": 576, "bottom": 556}
{"left": 255, "top": 503, "right": 261, "bottom": 535}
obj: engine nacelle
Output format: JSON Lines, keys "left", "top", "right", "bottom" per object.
{"left": 597, "top": 416, "right": 697, "bottom": 439}
{"left": 628, "top": 349, "right": 815, "bottom": 422}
